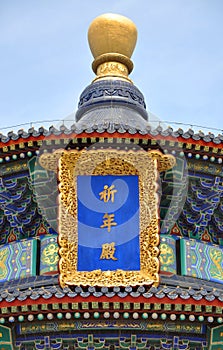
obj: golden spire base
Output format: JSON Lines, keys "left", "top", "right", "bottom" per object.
{"left": 88, "top": 13, "right": 137, "bottom": 83}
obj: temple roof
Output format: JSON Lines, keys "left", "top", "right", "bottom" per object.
{"left": 0, "top": 126, "right": 223, "bottom": 245}
{"left": 1, "top": 274, "right": 223, "bottom": 312}
{"left": 0, "top": 13, "right": 222, "bottom": 313}
{"left": 0, "top": 124, "right": 223, "bottom": 145}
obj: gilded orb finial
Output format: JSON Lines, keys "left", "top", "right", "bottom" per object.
{"left": 88, "top": 13, "right": 137, "bottom": 83}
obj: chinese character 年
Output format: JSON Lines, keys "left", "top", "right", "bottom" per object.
{"left": 100, "top": 213, "right": 117, "bottom": 232}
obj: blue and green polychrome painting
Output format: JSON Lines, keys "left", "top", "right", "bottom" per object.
{"left": 180, "top": 238, "right": 223, "bottom": 284}
{"left": 39, "top": 234, "right": 59, "bottom": 275}
{"left": 0, "top": 324, "right": 13, "bottom": 350}
{"left": 159, "top": 235, "right": 177, "bottom": 275}
{"left": 0, "top": 239, "right": 37, "bottom": 282}
{"left": 77, "top": 175, "right": 140, "bottom": 272}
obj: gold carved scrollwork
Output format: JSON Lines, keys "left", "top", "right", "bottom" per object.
{"left": 55, "top": 148, "right": 175, "bottom": 288}
{"left": 39, "top": 149, "right": 64, "bottom": 172}
{"left": 96, "top": 61, "right": 129, "bottom": 80}
{"left": 148, "top": 150, "right": 176, "bottom": 172}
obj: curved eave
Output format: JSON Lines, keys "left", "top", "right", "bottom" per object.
{"left": 0, "top": 275, "right": 223, "bottom": 319}
{"left": 1, "top": 129, "right": 223, "bottom": 150}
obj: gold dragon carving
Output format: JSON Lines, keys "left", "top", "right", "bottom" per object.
{"left": 53, "top": 148, "right": 175, "bottom": 288}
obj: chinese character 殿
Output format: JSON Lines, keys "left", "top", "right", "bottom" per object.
{"left": 100, "top": 242, "right": 118, "bottom": 261}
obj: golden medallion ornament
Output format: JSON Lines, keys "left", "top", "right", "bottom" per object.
{"left": 88, "top": 13, "right": 137, "bottom": 83}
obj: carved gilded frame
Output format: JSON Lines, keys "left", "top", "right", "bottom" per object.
{"left": 56, "top": 148, "right": 175, "bottom": 288}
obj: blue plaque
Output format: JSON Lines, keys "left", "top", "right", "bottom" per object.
{"left": 77, "top": 175, "right": 140, "bottom": 271}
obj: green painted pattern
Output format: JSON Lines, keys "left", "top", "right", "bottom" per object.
{"left": 0, "top": 324, "right": 13, "bottom": 350}
{"left": 180, "top": 238, "right": 223, "bottom": 284}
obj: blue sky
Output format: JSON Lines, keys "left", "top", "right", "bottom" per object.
{"left": 1, "top": 0, "right": 223, "bottom": 134}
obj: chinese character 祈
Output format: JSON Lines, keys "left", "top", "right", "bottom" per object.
{"left": 99, "top": 184, "right": 117, "bottom": 203}
{"left": 100, "top": 242, "right": 118, "bottom": 260}
{"left": 100, "top": 213, "right": 117, "bottom": 232}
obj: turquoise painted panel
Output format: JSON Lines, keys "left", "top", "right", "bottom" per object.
{"left": 0, "top": 324, "right": 13, "bottom": 349}
{"left": 180, "top": 238, "right": 223, "bottom": 284}
{"left": 210, "top": 325, "right": 223, "bottom": 347}
{"left": 0, "top": 324, "right": 13, "bottom": 347}
{"left": 0, "top": 239, "right": 37, "bottom": 282}
{"left": 159, "top": 235, "right": 177, "bottom": 275}
{"left": 39, "top": 235, "right": 59, "bottom": 275}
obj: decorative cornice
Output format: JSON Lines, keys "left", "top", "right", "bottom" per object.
{"left": 76, "top": 80, "right": 147, "bottom": 121}
{"left": 1, "top": 275, "right": 223, "bottom": 305}
{"left": 1, "top": 126, "right": 223, "bottom": 149}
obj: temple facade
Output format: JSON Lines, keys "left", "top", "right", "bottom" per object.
{"left": 0, "top": 13, "right": 223, "bottom": 350}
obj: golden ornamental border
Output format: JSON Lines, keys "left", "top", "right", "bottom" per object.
{"left": 56, "top": 149, "right": 175, "bottom": 288}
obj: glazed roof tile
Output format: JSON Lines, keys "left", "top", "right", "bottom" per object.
{"left": 1, "top": 275, "right": 223, "bottom": 304}
{"left": 1, "top": 124, "right": 223, "bottom": 145}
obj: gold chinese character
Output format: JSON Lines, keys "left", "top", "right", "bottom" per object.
{"left": 99, "top": 184, "right": 117, "bottom": 203}
{"left": 100, "top": 242, "right": 117, "bottom": 260}
{"left": 100, "top": 213, "right": 117, "bottom": 232}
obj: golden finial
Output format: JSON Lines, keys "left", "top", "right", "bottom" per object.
{"left": 88, "top": 13, "right": 137, "bottom": 83}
